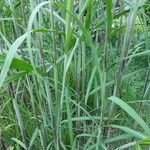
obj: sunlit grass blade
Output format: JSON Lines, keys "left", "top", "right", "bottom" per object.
{"left": 11, "top": 138, "right": 27, "bottom": 150}
{"left": 0, "top": 33, "right": 27, "bottom": 89}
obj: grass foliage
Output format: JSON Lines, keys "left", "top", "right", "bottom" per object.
{"left": 0, "top": 0, "right": 150, "bottom": 149}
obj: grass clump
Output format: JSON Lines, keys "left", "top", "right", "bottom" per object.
{"left": 0, "top": 0, "right": 150, "bottom": 149}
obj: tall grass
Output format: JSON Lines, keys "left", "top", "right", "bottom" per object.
{"left": 0, "top": 0, "right": 150, "bottom": 149}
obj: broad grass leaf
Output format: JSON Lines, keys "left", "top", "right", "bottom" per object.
{"left": 108, "top": 96, "right": 150, "bottom": 135}
{"left": 0, "top": 33, "right": 27, "bottom": 89}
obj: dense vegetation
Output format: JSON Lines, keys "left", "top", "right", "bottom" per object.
{"left": 0, "top": 0, "right": 150, "bottom": 149}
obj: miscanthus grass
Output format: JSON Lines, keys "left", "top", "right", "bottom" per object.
{"left": 0, "top": 0, "right": 150, "bottom": 149}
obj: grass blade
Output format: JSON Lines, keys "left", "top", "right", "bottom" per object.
{"left": 108, "top": 96, "right": 150, "bottom": 135}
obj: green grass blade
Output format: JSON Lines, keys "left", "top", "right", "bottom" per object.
{"left": 108, "top": 96, "right": 150, "bottom": 135}
{"left": 11, "top": 138, "right": 27, "bottom": 150}
{"left": 29, "top": 128, "right": 39, "bottom": 150}
{"left": 0, "top": 33, "right": 27, "bottom": 89}
{"left": 13, "top": 98, "right": 27, "bottom": 149}
{"left": 110, "top": 125, "right": 147, "bottom": 139}
{"left": 85, "top": 67, "right": 97, "bottom": 105}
